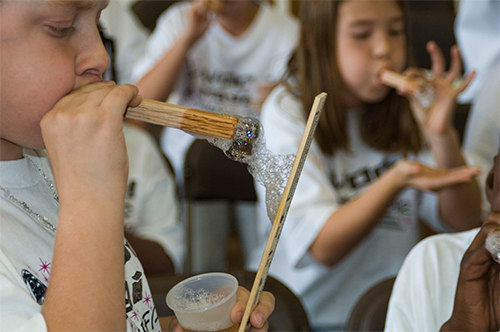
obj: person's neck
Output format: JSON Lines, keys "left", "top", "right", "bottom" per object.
{"left": 216, "top": 2, "right": 260, "bottom": 37}
{"left": 0, "top": 139, "right": 24, "bottom": 161}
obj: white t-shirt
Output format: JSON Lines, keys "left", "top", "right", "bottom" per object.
{"left": 124, "top": 123, "right": 185, "bottom": 273}
{"left": 247, "top": 85, "right": 445, "bottom": 330}
{"left": 0, "top": 149, "right": 161, "bottom": 332}
{"left": 132, "top": 1, "right": 300, "bottom": 182}
{"left": 383, "top": 228, "right": 498, "bottom": 332}
{"left": 455, "top": 0, "right": 500, "bottom": 102}
{"left": 100, "top": 0, "right": 150, "bottom": 84}
{"left": 463, "top": 62, "right": 500, "bottom": 219}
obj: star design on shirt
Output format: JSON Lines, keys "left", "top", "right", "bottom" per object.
{"left": 143, "top": 292, "right": 153, "bottom": 309}
{"left": 130, "top": 309, "right": 139, "bottom": 321}
{"left": 39, "top": 258, "right": 51, "bottom": 274}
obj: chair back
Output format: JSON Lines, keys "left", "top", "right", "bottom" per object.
{"left": 345, "top": 276, "right": 396, "bottom": 332}
{"left": 183, "top": 139, "right": 257, "bottom": 273}
{"left": 184, "top": 139, "right": 257, "bottom": 202}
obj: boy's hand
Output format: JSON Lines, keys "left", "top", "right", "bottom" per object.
{"left": 440, "top": 212, "right": 500, "bottom": 332}
{"left": 40, "top": 82, "right": 141, "bottom": 201}
{"left": 162, "top": 287, "right": 275, "bottom": 332}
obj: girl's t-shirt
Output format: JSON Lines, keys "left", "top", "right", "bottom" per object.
{"left": 247, "top": 85, "right": 445, "bottom": 329}
{"left": 0, "top": 149, "right": 160, "bottom": 332}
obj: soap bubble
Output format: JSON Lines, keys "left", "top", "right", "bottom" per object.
{"left": 205, "top": 117, "right": 295, "bottom": 221}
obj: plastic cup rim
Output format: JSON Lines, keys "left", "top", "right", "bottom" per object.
{"left": 166, "top": 272, "right": 239, "bottom": 314}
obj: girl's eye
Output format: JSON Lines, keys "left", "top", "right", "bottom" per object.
{"left": 352, "top": 31, "right": 370, "bottom": 40}
{"left": 389, "top": 27, "right": 404, "bottom": 37}
{"left": 48, "top": 26, "right": 74, "bottom": 38}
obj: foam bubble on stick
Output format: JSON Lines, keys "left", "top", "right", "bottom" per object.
{"left": 205, "top": 117, "right": 296, "bottom": 221}
{"left": 485, "top": 229, "right": 500, "bottom": 264}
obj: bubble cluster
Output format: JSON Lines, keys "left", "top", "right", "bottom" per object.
{"left": 485, "top": 229, "right": 500, "bottom": 264}
{"left": 207, "top": 117, "right": 296, "bottom": 221}
{"left": 170, "top": 287, "right": 226, "bottom": 311}
{"left": 414, "top": 84, "right": 436, "bottom": 108}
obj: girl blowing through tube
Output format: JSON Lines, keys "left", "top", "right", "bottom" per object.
{"left": 248, "top": 0, "right": 481, "bottom": 330}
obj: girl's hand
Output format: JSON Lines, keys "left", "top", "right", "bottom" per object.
{"left": 395, "top": 160, "right": 480, "bottom": 192}
{"left": 440, "top": 212, "right": 500, "bottom": 332}
{"left": 184, "top": 0, "right": 212, "bottom": 47}
{"left": 400, "top": 41, "right": 474, "bottom": 138}
{"left": 162, "top": 287, "right": 275, "bottom": 332}
{"left": 40, "top": 82, "right": 141, "bottom": 200}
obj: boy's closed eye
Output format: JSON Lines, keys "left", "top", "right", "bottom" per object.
{"left": 46, "top": 25, "right": 75, "bottom": 38}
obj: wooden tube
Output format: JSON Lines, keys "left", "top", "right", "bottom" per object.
{"left": 126, "top": 99, "right": 238, "bottom": 139}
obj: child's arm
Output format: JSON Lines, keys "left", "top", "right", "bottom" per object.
{"left": 310, "top": 160, "right": 479, "bottom": 266}
{"left": 401, "top": 41, "right": 482, "bottom": 231}
{"left": 135, "top": 1, "right": 211, "bottom": 103}
{"left": 39, "top": 82, "right": 141, "bottom": 330}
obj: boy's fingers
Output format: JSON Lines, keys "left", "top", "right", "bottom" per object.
{"left": 468, "top": 213, "right": 500, "bottom": 251}
{"left": 249, "top": 291, "right": 275, "bottom": 329}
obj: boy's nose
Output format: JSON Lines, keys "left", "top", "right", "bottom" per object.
{"left": 76, "top": 29, "right": 111, "bottom": 77}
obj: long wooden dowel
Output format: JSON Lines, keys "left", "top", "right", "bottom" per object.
{"left": 126, "top": 99, "right": 239, "bottom": 139}
{"left": 238, "top": 92, "right": 327, "bottom": 332}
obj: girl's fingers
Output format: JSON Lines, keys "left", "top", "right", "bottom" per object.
{"left": 427, "top": 41, "right": 446, "bottom": 77}
{"left": 455, "top": 70, "right": 476, "bottom": 94}
{"left": 447, "top": 45, "right": 463, "bottom": 81}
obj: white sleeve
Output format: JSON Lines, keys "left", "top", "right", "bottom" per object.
{"left": 455, "top": 0, "right": 500, "bottom": 102}
{"left": 259, "top": 86, "right": 340, "bottom": 268}
{"left": 131, "top": 2, "right": 189, "bottom": 83}
{"left": 125, "top": 127, "right": 186, "bottom": 274}
{"left": 0, "top": 252, "right": 47, "bottom": 332}
{"left": 100, "top": 0, "right": 150, "bottom": 84}
{"left": 384, "top": 232, "right": 469, "bottom": 332}
{"left": 463, "top": 63, "right": 500, "bottom": 218}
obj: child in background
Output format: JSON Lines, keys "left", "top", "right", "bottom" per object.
{"left": 247, "top": 0, "right": 481, "bottom": 330}
{"left": 0, "top": 0, "right": 274, "bottom": 330}
{"left": 132, "top": 0, "right": 300, "bottom": 186}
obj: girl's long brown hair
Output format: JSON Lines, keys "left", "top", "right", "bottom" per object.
{"left": 286, "top": 0, "right": 422, "bottom": 156}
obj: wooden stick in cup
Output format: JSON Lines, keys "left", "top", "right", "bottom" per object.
{"left": 379, "top": 69, "right": 421, "bottom": 92}
{"left": 125, "top": 99, "right": 238, "bottom": 139}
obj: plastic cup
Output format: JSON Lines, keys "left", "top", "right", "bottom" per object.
{"left": 166, "top": 272, "right": 239, "bottom": 331}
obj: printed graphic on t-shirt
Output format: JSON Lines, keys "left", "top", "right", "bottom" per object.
{"left": 22, "top": 269, "right": 47, "bottom": 305}
{"left": 124, "top": 241, "right": 161, "bottom": 332}
{"left": 18, "top": 242, "right": 160, "bottom": 332}
{"left": 192, "top": 67, "right": 259, "bottom": 117}
{"left": 328, "top": 160, "right": 395, "bottom": 203}
{"left": 328, "top": 159, "right": 417, "bottom": 231}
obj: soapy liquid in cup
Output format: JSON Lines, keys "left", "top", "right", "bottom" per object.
{"left": 169, "top": 287, "right": 234, "bottom": 331}
{"left": 166, "top": 273, "right": 239, "bottom": 332}
{"left": 200, "top": 117, "right": 296, "bottom": 222}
